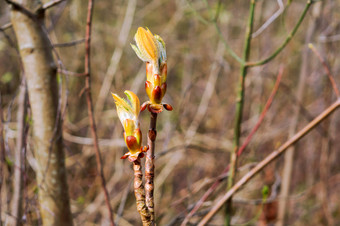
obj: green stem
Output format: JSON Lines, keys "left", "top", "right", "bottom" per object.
{"left": 214, "top": 22, "right": 244, "bottom": 65}
{"left": 246, "top": 1, "right": 313, "bottom": 67}
{"left": 225, "top": 1, "right": 256, "bottom": 225}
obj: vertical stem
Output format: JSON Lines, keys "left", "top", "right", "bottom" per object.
{"left": 133, "top": 159, "right": 152, "bottom": 225}
{"left": 84, "top": 0, "right": 115, "bottom": 225}
{"left": 145, "top": 112, "right": 157, "bottom": 224}
{"left": 225, "top": 1, "right": 255, "bottom": 225}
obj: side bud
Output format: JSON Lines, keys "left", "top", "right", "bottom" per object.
{"left": 112, "top": 91, "right": 147, "bottom": 161}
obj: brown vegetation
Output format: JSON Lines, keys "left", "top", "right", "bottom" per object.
{"left": 1, "top": 0, "right": 339, "bottom": 225}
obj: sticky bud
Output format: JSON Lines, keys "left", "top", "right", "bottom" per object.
{"left": 152, "top": 86, "right": 162, "bottom": 103}
{"left": 125, "top": 136, "right": 138, "bottom": 150}
{"left": 163, "top": 104, "right": 173, "bottom": 111}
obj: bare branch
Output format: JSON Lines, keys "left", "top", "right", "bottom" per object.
{"left": 0, "top": 23, "right": 12, "bottom": 31}
{"left": 53, "top": 38, "right": 85, "bottom": 48}
{"left": 5, "top": 0, "right": 36, "bottom": 20}
{"left": 252, "top": 0, "right": 284, "bottom": 38}
{"left": 43, "top": 0, "right": 66, "bottom": 10}
{"left": 83, "top": 0, "right": 115, "bottom": 224}
{"left": 58, "top": 68, "right": 87, "bottom": 77}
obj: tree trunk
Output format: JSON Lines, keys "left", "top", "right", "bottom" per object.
{"left": 10, "top": 1, "right": 73, "bottom": 225}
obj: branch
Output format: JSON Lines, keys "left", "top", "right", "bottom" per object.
{"left": 0, "top": 23, "right": 12, "bottom": 31}
{"left": 238, "top": 66, "right": 284, "bottom": 155}
{"left": 226, "top": 1, "right": 255, "bottom": 224}
{"left": 53, "top": 38, "right": 85, "bottom": 48}
{"left": 185, "top": 0, "right": 244, "bottom": 64}
{"left": 84, "top": 0, "right": 115, "bottom": 225}
{"left": 2, "top": 0, "right": 66, "bottom": 31}
{"left": 58, "top": 68, "right": 87, "bottom": 77}
{"left": 198, "top": 99, "right": 340, "bottom": 225}
{"left": 133, "top": 159, "right": 152, "bottom": 225}
{"left": 252, "top": 0, "right": 284, "bottom": 38}
{"left": 145, "top": 112, "right": 158, "bottom": 223}
{"left": 5, "top": 0, "right": 37, "bottom": 20}
{"left": 246, "top": 1, "right": 313, "bottom": 67}
{"left": 43, "top": 0, "right": 66, "bottom": 10}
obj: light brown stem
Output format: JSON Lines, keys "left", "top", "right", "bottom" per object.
{"left": 145, "top": 112, "right": 157, "bottom": 223}
{"left": 133, "top": 159, "right": 152, "bottom": 226}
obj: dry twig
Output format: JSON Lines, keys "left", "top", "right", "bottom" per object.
{"left": 84, "top": 0, "right": 114, "bottom": 225}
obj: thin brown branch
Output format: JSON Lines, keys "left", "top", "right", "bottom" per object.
{"left": 5, "top": 0, "right": 36, "bottom": 20}
{"left": 145, "top": 112, "right": 157, "bottom": 224}
{"left": 58, "top": 68, "right": 87, "bottom": 77}
{"left": 2, "top": 0, "right": 66, "bottom": 31}
{"left": 84, "top": 0, "right": 114, "bottom": 225}
{"left": 133, "top": 159, "right": 152, "bottom": 225}
{"left": 181, "top": 66, "right": 284, "bottom": 225}
{"left": 42, "top": 0, "right": 65, "bottom": 10}
{"left": 53, "top": 38, "right": 85, "bottom": 48}
{"left": 0, "top": 23, "right": 12, "bottom": 31}
{"left": 237, "top": 66, "right": 284, "bottom": 155}
{"left": 309, "top": 43, "right": 340, "bottom": 98}
{"left": 198, "top": 99, "right": 340, "bottom": 225}
{"left": 252, "top": 0, "right": 284, "bottom": 38}
{"left": 95, "top": 0, "right": 136, "bottom": 114}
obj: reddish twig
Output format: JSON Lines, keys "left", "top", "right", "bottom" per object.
{"left": 308, "top": 43, "right": 340, "bottom": 98}
{"left": 237, "top": 66, "right": 284, "bottom": 156}
{"left": 84, "top": 0, "right": 115, "bottom": 225}
{"left": 145, "top": 112, "right": 157, "bottom": 224}
{"left": 181, "top": 67, "right": 284, "bottom": 225}
{"left": 198, "top": 99, "right": 340, "bottom": 225}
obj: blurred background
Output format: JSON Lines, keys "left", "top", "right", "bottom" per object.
{"left": 1, "top": 0, "right": 340, "bottom": 225}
